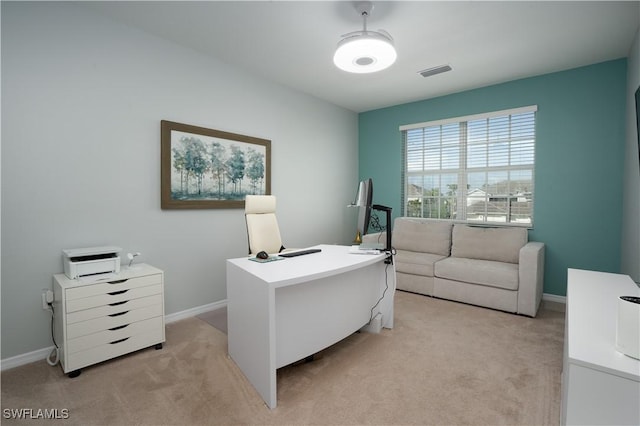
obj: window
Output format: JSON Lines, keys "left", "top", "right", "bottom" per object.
{"left": 400, "top": 106, "right": 537, "bottom": 226}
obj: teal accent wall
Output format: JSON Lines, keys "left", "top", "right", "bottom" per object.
{"left": 359, "top": 59, "right": 627, "bottom": 296}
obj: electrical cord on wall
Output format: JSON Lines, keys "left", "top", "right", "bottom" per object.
{"left": 46, "top": 302, "right": 59, "bottom": 366}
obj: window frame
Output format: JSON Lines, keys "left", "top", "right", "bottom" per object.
{"left": 400, "top": 105, "right": 537, "bottom": 228}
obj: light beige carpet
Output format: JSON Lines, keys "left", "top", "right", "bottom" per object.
{"left": 197, "top": 307, "right": 227, "bottom": 334}
{"left": 1, "top": 291, "right": 565, "bottom": 425}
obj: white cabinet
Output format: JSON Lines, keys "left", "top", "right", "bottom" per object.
{"left": 53, "top": 264, "right": 165, "bottom": 377}
{"left": 561, "top": 269, "right": 640, "bottom": 425}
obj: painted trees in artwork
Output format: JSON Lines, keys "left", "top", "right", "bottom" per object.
{"left": 171, "top": 134, "right": 266, "bottom": 200}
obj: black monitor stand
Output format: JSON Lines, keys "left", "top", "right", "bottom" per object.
{"left": 372, "top": 204, "right": 393, "bottom": 264}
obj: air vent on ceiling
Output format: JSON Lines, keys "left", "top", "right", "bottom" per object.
{"left": 418, "top": 64, "right": 452, "bottom": 78}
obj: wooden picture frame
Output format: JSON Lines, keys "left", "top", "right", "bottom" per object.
{"left": 161, "top": 120, "right": 271, "bottom": 209}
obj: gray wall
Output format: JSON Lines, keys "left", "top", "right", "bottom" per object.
{"left": 621, "top": 28, "right": 640, "bottom": 283}
{"left": 1, "top": 2, "right": 358, "bottom": 359}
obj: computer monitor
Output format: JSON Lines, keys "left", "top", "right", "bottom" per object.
{"left": 355, "top": 178, "right": 373, "bottom": 238}
{"left": 350, "top": 178, "right": 393, "bottom": 262}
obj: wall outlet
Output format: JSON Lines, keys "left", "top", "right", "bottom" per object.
{"left": 42, "top": 290, "right": 53, "bottom": 310}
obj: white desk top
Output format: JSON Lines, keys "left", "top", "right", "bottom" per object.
{"left": 567, "top": 268, "right": 640, "bottom": 382}
{"left": 227, "top": 244, "right": 388, "bottom": 288}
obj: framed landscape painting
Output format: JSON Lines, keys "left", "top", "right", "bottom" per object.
{"left": 161, "top": 120, "right": 271, "bottom": 209}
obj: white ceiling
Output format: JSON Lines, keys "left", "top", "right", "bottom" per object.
{"left": 84, "top": 1, "right": 640, "bottom": 113}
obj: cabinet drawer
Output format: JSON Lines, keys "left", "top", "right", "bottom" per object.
{"left": 67, "top": 294, "right": 163, "bottom": 324}
{"left": 67, "top": 316, "right": 162, "bottom": 354}
{"left": 65, "top": 274, "right": 162, "bottom": 301}
{"left": 66, "top": 327, "right": 164, "bottom": 372}
{"left": 67, "top": 304, "right": 163, "bottom": 339}
{"left": 66, "top": 284, "right": 162, "bottom": 313}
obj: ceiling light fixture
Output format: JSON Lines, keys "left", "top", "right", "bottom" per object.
{"left": 333, "top": 1, "right": 397, "bottom": 74}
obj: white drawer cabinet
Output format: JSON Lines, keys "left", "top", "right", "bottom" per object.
{"left": 561, "top": 269, "right": 640, "bottom": 425}
{"left": 53, "top": 263, "right": 165, "bottom": 377}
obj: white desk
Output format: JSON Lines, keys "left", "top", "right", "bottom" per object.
{"left": 226, "top": 244, "right": 395, "bottom": 409}
{"left": 561, "top": 269, "right": 640, "bottom": 425}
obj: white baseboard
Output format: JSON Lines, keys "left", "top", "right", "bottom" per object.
{"left": 0, "top": 299, "right": 228, "bottom": 372}
{"left": 543, "top": 293, "right": 566, "bottom": 304}
{"left": 0, "top": 347, "right": 56, "bottom": 372}
{"left": 165, "top": 299, "right": 227, "bottom": 324}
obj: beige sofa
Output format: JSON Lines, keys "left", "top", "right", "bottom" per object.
{"left": 383, "top": 217, "right": 545, "bottom": 317}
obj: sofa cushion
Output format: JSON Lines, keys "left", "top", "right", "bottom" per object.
{"left": 393, "top": 218, "right": 453, "bottom": 256}
{"left": 450, "top": 225, "right": 527, "bottom": 264}
{"left": 395, "top": 250, "right": 448, "bottom": 277}
{"left": 435, "top": 257, "right": 519, "bottom": 290}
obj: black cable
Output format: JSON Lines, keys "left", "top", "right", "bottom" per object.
{"left": 47, "top": 302, "right": 60, "bottom": 366}
{"left": 50, "top": 303, "right": 58, "bottom": 349}
{"left": 369, "top": 261, "right": 391, "bottom": 324}
{"left": 369, "top": 211, "right": 396, "bottom": 263}
{"left": 365, "top": 206, "right": 398, "bottom": 325}
{"left": 369, "top": 211, "right": 384, "bottom": 233}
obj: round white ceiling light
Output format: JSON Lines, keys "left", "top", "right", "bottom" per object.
{"left": 333, "top": 2, "right": 397, "bottom": 74}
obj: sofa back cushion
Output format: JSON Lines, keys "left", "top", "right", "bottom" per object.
{"left": 393, "top": 218, "right": 453, "bottom": 256}
{"left": 451, "top": 224, "right": 527, "bottom": 264}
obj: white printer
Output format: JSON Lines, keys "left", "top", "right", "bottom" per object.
{"left": 62, "top": 246, "right": 122, "bottom": 279}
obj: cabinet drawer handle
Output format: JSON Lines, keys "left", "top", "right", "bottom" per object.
{"left": 109, "top": 300, "right": 128, "bottom": 307}
{"left": 108, "top": 311, "right": 129, "bottom": 317}
{"left": 108, "top": 279, "right": 128, "bottom": 284}
{"left": 108, "top": 289, "right": 129, "bottom": 296}
{"left": 109, "top": 324, "right": 129, "bottom": 331}
{"left": 109, "top": 337, "right": 130, "bottom": 345}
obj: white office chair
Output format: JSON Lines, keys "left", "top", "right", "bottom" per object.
{"left": 245, "top": 195, "right": 287, "bottom": 255}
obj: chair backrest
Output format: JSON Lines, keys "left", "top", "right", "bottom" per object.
{"left": 245, "top": 195, "right": 284, "bottom": 255}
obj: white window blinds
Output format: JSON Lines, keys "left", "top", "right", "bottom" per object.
{"left": 400, "top": 106, "right": 537, "bottom": 226}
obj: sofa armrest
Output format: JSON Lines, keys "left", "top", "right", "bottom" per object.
{"left": 518, "top": 242, "right": 545, "bottom": 317}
